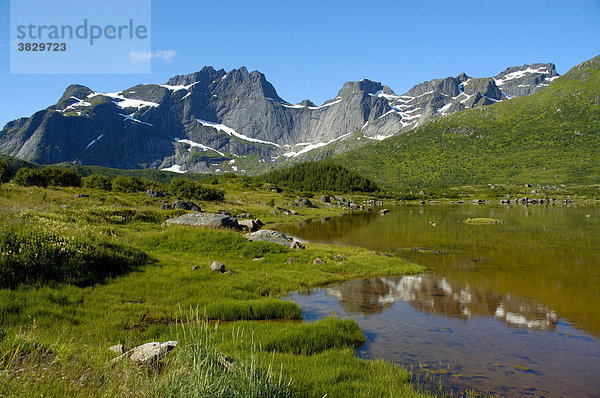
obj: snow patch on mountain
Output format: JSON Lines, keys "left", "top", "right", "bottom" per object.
{"left": 196, "top": 119, "right": 280, "bottom": 147}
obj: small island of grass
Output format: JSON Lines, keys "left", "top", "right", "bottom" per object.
{"left": 463, "top": 218, "right": 504, "bottom": 224}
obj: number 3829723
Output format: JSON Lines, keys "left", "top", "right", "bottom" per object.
{"left": 18, "top": 43, "right": 67, "bottom": 52}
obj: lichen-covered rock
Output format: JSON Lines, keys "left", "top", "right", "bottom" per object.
{"left": 245, "top": 229, "right": 305, "bottom": 249}
{"left": 166, "top": 213, "right": 238, "bottom": 228}
{"left": 210, "top": 262, "right": 225, "bottom": 273}
{"left": 112, "top": 341, "right": 178, "bottom": 365}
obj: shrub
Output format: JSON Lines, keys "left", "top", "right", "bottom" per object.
{"left": 0, "top": 228, "right": 150, "bottom": 287}
{"left": 40, "top": 167, "right": 81, "bottom": 187}
{"left": 112, "top": 176, "right": 165, "bottom": 192}
{"left": 261, "top": 162, "right": 378, "bottom": 193}
{"left": 112, "top": 176, "right": 145, "bottom": 192}
{"left": 169, "top": 178, "right": 225, "bottom": 201}
{"left": 0, "top": 160, "right": 11, "bottom": 183}
{"left": 82, "top": 174, "right": 112, "bottom": 191}
{"left": 13, "top": 168, "right": 47, "bottom": 187}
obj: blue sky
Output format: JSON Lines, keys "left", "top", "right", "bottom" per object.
{"left": 1, "top": 0, "right": 599, "bottom": 128}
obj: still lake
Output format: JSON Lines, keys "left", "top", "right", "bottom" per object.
{"left": 276, "top": 204, "right": 600, "bottom": 397}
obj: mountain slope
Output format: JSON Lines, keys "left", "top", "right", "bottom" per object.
{"left": 0, "top": 63, "right": 559, "bottom": 173}
{"left": 331, "top": 56, "right": 600, "bottom": 188}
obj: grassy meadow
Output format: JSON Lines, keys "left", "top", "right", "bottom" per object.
{"left": 0, "top": 177, "right": 430, "bottom": 397}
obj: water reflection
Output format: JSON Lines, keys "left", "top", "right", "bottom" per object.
{"left": 279, "top": 205, "right": 600, "bottom": 396}
{"left": 325, "top": 276, "right": 559, "bottom": 330}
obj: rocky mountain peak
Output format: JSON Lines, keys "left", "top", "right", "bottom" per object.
{"left": 165, "top": 66, "right": 226, "bottom": 87}
{"left": 337, "top": 79, "right": 383, "bottom": 97}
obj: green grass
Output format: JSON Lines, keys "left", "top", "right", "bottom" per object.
{"left": 0, "top": 182, "right": 428, "bottom": 397}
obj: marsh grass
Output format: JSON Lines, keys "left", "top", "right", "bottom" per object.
{"left": 0, "top": 182, "right": 429, "bottom": 397}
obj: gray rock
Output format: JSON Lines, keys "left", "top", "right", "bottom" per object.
{"left": 320, "top": 195, "right": 330, "bottom": 203}
{"left": 112, "top": 341, "right": 178, "bottom": 365}
{"left": 238, "top": 219, "right": 260, "bottom": 232}
{"left": 210, "top": 262, "right": 225, "bottom": 273}
{"left": 171, "top": 200, "right": 201, "bottom": 212}
{"left": 295, "top": 197, "right": 315, "bottom": 208}
{"left": 108, "top": 344, "right": 124, "bottom": 354}
{"left": 166, "top": 213, "right": 238, "bottom": 228}
{"left": 147, "top": 190, "right": 168, "bottom": 198}
{"left": 77, "top": 194, "right": 89, "bottom": 198}
{"left": 313, "top": 258, "right": 324, "bottom": 264}
{"left": 245, "top": 229, "right": 305, "bottom": 249}
{"left": 191, "top": 265, "right": 200, "bottom": 271}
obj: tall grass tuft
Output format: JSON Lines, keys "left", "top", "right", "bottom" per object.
{"left": 148, "top": 309, "right": 293, "bottom": 397}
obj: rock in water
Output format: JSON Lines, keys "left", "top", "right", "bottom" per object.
{"left": 112, "top": 341, "right": 178, "bottom": 365}
{"left": 166, "top": 213, "right": 238, "bottom": 228}
{"left": 245, "top": 230, "right": 305, "bottom": 249}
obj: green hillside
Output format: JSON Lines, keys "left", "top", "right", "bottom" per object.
{"left": 333, "top": 55, "right": 600, "bottom": 188}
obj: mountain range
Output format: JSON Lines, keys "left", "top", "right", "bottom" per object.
{"left": 0, "top": 62, "right": 559, "bottom": 173}
{"left": 332, "top": 55, "right": 600, "bottom": 188}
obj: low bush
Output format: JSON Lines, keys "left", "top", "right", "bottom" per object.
{"left": 0, "top": 228, "right": 150, "bottom": 288}
{"left": 112, "top": 176, "right": 165, "bottom": 192}
{"left": 40, "top": 168, "right": 81, "bottom": 187}
{"left": 169, "top": 178, "right": 225, "bottom": 201}
{"left": 13, "top": 168, "right": 47, "bottom": 187}
{"left": 0, "top": 160, "right": 11, "bottom": 183}
{"left": 13, "top": 167, "right": 82, "bottom": 188}
{"left": 82, "top": 174, "right": 112, "bottom": 191}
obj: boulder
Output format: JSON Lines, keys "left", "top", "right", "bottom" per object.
{"left": 254, "top": 218, "right": 265, "bottom": 227}
{"left": 171, "top": 200, "right": 201, "bottom": 212}
{"left": 320, "top": 195, "right": 330, "bottom": 203}
{"left": 245, "top": 230, "right": 305, "bottom": 249}
{"left": 295, "top": 197, "right": 315, "bottom": 208}
{"left": 112, "top": 341, "right": 178, "bottom": 365}
{"left": 379, "top": 208, "right": 390, "bottom": 215}
{"left": 146, "top": 190, "right": 167, "bottom": 198}
{"left": 191, "top": 265, "right": 200, "bottom": 271}
{"left": 313, "top": 258, "right": 324, "bottom": 264}
{"left": 238, "top": 219, "right": 260, "bottom": 232}
{"left": 166, "top": 213, "right": 238, "bottom": 228}
{"left": 76, "top": 194, "right": 90, "bottom": 198}
{"left": 210, "top": 262, "right": 225, "bottom": 273}
{"left": 109, "top": 344, "right": 124, "bottom": 354}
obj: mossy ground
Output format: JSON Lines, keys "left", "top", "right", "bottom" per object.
{"left": 0, "top": 181, "right": 430, "bottom": 397}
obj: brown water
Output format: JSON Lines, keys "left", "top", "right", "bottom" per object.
{"left": 278, "top": 205, "right": 600, "bottom": 397}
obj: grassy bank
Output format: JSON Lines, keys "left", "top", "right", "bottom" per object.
{"left": 0, "top": 181, "right": 429, "bottom": 397}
